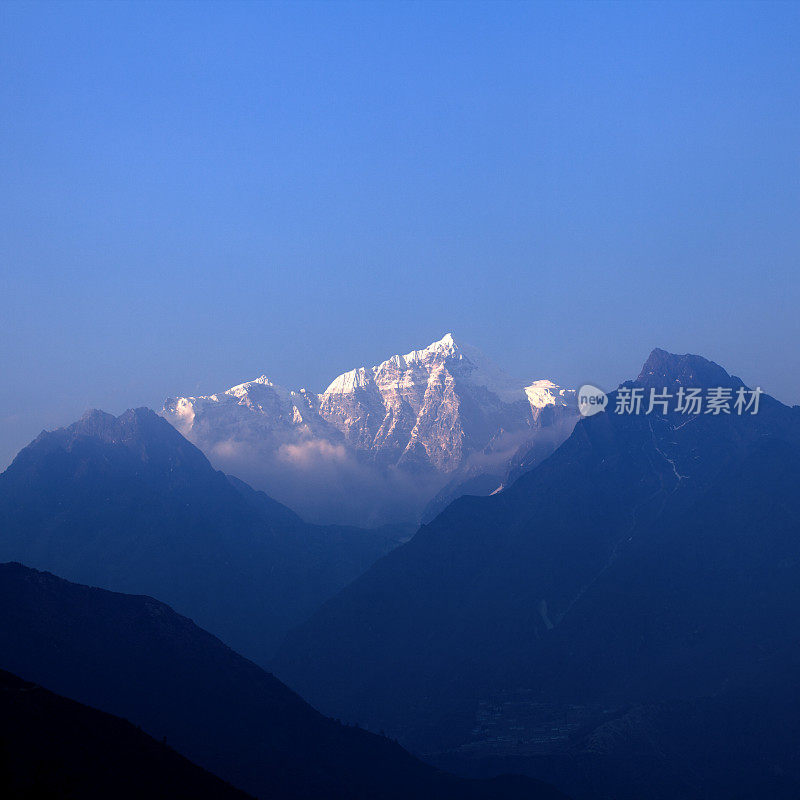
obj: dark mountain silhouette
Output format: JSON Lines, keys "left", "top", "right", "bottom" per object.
{"left": 0, "top": 668, "right": 253, "bottom": 799}
{"left": 272, "top": 349, "right": 800, "bottom": 799}
{"left": 0, "top": 407, "right": 400, "bottom": 665}
{"left": 0, "top": 562, "right": 567, "bottom": 800}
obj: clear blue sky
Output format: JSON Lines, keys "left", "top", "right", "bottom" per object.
{"left": 2, "top": 0, "right": 799, "bottom": 469}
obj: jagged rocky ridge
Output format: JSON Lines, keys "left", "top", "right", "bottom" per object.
{"left": 163, "top": 334, "right": 577, "bottom": 525}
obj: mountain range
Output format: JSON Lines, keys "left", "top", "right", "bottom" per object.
{"left": 0, "top": 561, "right": 567, "bottom": 800}
{"left": 271, "top": 348, "right": 800, "bottom": 799}
{"left": 4, "top": 340, "right": 799, "bottom": 799}
{"left": 0, "top": 407, "right": 400, "bottom": 665}
{"left": 163, "top": 334, "right": 577, "bottom": 526}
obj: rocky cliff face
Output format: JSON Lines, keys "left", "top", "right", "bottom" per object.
{"left": 163, "top": 334, "right": 577, "bottom": 525}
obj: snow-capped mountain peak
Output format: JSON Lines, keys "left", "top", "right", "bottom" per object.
{"left": 524, "top": 379, "right": 574, "bottom": 409}
{"left": 403, "top": 332, "right": 459, "bottom": 362}
{"left": 161, "top": 335, "right": 578, "bottom": 525}
{"left": 226, "top": 374, "right": 286, "bottom": 398}
{"left": 325, "top": 333, "right": 460, "bottom": 396}
{"left": 323, "top": 367, "right": 372, "bottom": 395}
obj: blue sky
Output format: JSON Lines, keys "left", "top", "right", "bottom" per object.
{"left": 2, "top": 0, "right": 799, "bottom": 468}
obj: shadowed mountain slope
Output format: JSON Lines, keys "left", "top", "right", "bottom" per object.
{"left": 272, "top": 350, "right": 800, "bottom": 799}
{"left": 0, "top": 408, "right": 399, "bottom": 665}
{"left": 0, "top": 668, "right": 253, "bottom": 800}
{"left": 0, "top": 562, "right": 566, "bottom": 800}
